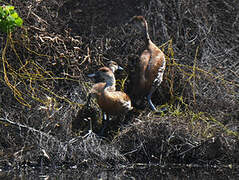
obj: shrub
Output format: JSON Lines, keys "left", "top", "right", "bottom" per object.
{"left": 0, "top": 5, "right": 23, "bottom": 33}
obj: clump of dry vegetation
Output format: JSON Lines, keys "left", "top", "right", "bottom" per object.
{"left": 0, "top": 0, "right": 238, "bottom": 172}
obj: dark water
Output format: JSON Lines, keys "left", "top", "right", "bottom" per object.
{"left": 0, "top": 165, "right": 238, "bottom": 179}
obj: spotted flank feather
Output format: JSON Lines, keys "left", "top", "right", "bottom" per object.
{"left": 153, "top": 56, "right": 166, "bottom": 87}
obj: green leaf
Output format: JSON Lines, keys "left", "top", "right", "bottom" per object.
{"left": 0, "top": 5, "right": 23, "bottom": 33}
{"left": 5, "top": 6, "right": 15, "bottom": 11}
{"left": 6, "top": 15, "right": 15, "bottom": 23}
{"left": 15, "top": 18, "right": 23, "bottom": 27}
{"left": 11, "top": 12, "right": 19, "bottom": 19}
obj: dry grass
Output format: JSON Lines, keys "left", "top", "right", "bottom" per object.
{"left": 113, "top": 107, "right": 239, "bottom": 164}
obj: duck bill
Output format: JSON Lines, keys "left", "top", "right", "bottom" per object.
{"left": 118, "top": 66, "right": 124, "bottom": 71}
{"left": 87, "top": 73, "right": 96, "bottom": 78}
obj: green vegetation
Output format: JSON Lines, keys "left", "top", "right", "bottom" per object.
{"left": 0, "top": 5, "right": 22, "bottom": 33}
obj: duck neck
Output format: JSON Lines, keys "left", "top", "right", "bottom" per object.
{"left": 109, "top": 65, "right": 117, "bottom": 73}
{"left": 104, "top": 76, "right": 116, "bottom": 89}
{"left": 142, "top": 19, "right": 151, "bottom": 46}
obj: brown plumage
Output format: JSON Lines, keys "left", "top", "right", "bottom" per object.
{"left": 129, "top": 16, "right": 166, "bottom": 111}
{"left": 87, "top": 64, "right": 132, "bottom": 134}
{"left": 89, "top": 67, "right": 132, "bottom": 115}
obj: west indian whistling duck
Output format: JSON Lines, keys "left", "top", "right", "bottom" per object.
{"left": 87, "top": 65, "right": 132, "bottom": 134}
{"left": 128, "top": 16, "right": 166, "bottom": 112}
{"left": 89, "top": 61, "right": 123, "bottom": 120}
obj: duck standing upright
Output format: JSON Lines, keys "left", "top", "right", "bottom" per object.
{"left": 128, "top": 16, "right": 166, "bottom": 112}
{"left": 87, "top": 64, "right": 132, "bottom": 134}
